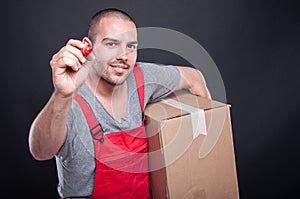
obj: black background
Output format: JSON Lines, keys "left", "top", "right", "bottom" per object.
{"left": 1, "top": 0, "right": 299, "bottom": 198}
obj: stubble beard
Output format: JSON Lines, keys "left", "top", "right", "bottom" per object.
{"left": 100, "top": 70, "right": 128, "bottom": 86}
{"left": 92, "top": 63, "right": 131, "bottom": 86}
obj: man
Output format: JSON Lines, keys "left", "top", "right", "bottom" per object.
{"left": 29, "top": 8, "right": 211, "bottom": 198}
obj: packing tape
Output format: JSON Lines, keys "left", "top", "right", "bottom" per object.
{"left": 161, "top": 98, "right": 207, "bottom": 139}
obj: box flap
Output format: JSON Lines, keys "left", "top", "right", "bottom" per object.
{"left": 145, "top": 90, "right": 226, "bottom": 121}
{"left": 167, "top": 90, "right": 226, "bottom": 110}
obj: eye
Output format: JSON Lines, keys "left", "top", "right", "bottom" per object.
{"left": 106, "top": 42, "right": 116, "bottom": 47}
{"left": 127, "top": 44, "right": 137, "bottom": 50}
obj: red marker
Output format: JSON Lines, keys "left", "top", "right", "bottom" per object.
{"left": 80, "top": 46, "right": 92, "bottom": 56}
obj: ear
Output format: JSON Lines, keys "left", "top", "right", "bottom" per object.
{"left": 82, "top": 37, "right": 93, "bottom": 47}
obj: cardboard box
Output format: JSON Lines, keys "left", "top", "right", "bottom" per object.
{"left": 145, "top": 90, "right": 239, "bottom": 199}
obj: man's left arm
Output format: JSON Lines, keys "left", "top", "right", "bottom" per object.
{"left": 176, "top": 66, "right": 211, "bottom": 99}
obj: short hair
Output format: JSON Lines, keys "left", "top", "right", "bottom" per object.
{"left": 88, "top": 8, "right": 135, "bottom": 42}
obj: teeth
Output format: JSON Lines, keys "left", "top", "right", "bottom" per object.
{"left": 111, "top": 64, "right": 127, "bottom": 69}
{"left": 114, "top": 67, "right": 124, "bottom": 73}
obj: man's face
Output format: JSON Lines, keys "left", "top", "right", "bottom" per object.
{"left": 92, "top": 17, "right": 138, "bottom": 86}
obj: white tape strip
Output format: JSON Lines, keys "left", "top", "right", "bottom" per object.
{"left": 161, "top": 98, "right": 207, "bottom": 139}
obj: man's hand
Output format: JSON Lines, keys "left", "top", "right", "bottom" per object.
{"left": 29, "top": 38, "right": 94, "bottom": 160}
{"left": 50, "top": 38, "right": 94, "bottom": 98}
{"left": 176, "top": 66, "right": 211, "bottom": 99}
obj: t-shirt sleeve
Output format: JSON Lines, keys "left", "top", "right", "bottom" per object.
{"left": 55, "top": 103, "right": 77, "bottom": 161}
{"left": 137, "top": 62, "right": 180, "bottom": 103}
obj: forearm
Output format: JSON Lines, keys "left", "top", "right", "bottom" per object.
{"left": 176, "top": 66, "right": 211, "bottom": 99}
{"left": 29, "top": 91, "right": 72, "bottom": 160}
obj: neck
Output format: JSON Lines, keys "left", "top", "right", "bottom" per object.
{"left": 86, "top": 77, "right": 126, "bottom": 98}
{"left": 86, "top": 74, "right": 128, "bottom": 122}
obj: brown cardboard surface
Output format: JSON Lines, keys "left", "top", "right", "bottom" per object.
{"left": 146, "top": 90, "right": 239, "bottom": 199}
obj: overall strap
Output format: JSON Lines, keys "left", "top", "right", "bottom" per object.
{"left": 133, "top": 64, "right": 145, "bottom": 121}
{"left": 74, "top": 95, "right": 104, "bottom": 142}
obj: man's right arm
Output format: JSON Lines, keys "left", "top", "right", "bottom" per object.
{"left": 29, "top": 38, "right": 94, "bottom": 160}
{"left": 29, "top": 92, "right": 71, "bottom": 160}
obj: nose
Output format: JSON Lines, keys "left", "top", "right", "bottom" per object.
{"left": 116, "top": 45, "right": 128, "bottom": 61}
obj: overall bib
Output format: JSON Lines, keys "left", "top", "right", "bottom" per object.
{"left": 74, "top": 64, "right": 150, "bottom": 199}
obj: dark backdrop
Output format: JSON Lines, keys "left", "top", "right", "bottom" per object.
{"left": 1, "top": 0, "right": 299, "bottom": 198}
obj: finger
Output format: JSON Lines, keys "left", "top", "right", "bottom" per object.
{"left": 197, "top": 70, "right": 211, "bottom": 99}
{"left": 66, "top": 39, "right": 86, "bottom": 48}
{"left": 52, "top": 51, "right": 81, "bottom": 72}
{"left": 63, "top": 45, "right": 86, "bottom": 63}
{"left": 60, "top": 57, "right": 80, "bottom": 71}
{"left": 65, "top": 39, "right": 87, "bottom": 63}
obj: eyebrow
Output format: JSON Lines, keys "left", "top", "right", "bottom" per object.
{"left": 102, "top": 37, "right": 138, "bottom": 44}
{"left": 128, "top": 41, "right": 138, "bottom": 45}
{"left": 102, "top": 38, "right": 118, "bottom": 43}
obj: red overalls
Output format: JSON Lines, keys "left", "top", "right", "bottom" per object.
{"left": 74, "top": 64, "right": 150, "bottom": 199}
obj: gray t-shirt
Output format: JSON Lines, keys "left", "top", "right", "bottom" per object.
{"left": 55, "top": 62, "right": 180, "bottom": 198}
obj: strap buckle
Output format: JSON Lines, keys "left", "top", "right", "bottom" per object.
{"left": 90, "top": 123, "right": 104, "bottom": 143}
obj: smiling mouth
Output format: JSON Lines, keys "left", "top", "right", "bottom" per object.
{"left": 110, "top": 64, "right": 129, "bottom": 69}
{"left": 109, "top": 64, "right": 130, "bottom": 74}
